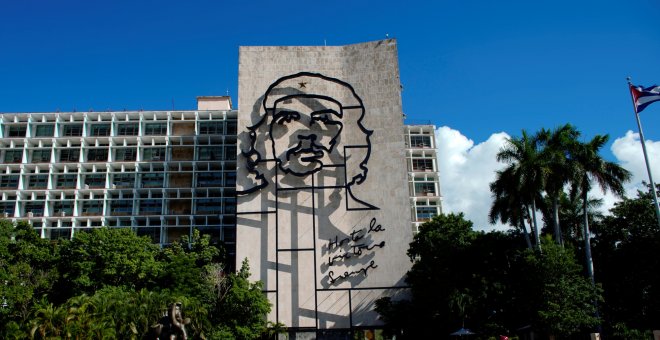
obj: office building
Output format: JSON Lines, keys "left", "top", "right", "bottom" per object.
{"left": 405, "top": 124, "right": 442, "bottom": 233}
{"left": 0, "top": 97, "right": 238, "bottom": 256}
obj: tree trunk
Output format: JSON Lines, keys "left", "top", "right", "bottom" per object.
{"left": 583, "top": 183, "right": 601, "bottom": 333}
{"left": 520, "top": 217, "right": 533, "bottom": 250}
{"left": 531, "top": 200, "right": 541, "bottom": 250}
{"left": 552, "top": 196, "right": 563, "bottom": 246}
{"left": 582, "top": 187, "right": 595, "bottom": 285}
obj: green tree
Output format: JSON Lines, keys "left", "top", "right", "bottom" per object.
{"left": 57, "top": 227, "right": 163, "bottom": 298}
{"left": 0, "top": 221, "right": 58, "bottom": 332}
{"left": 490, "top": 166, "right": 534, "bottom": 249}
{"left": 158, "top": 229, "right": 226, "bottom": 304}
{"left": 493, "top": 130, "right": 546, "bottom": 248}
{"left": 538, "top": 124, "right": 581, "bottom": 246}
{"left": 570, "top": 135, "right": 630, "bottom": 286}
{"left": 213, "top": 259, "right": 272, "bottom": 340}
{"left": 593, "top": 183, "right": 660, "bottom": 334}
{"left": 517, "top": 237, "right": 602, "bottom": 338}
{"left": 378, "top": 213, "right": 521, "bottom": 338}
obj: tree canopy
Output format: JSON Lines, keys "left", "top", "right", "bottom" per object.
{"left": 0, "top": 224, "right": 274, "bottom": 339}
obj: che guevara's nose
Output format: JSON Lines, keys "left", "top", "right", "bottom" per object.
{"left": 296, "top": 133, "right": 319, "bottom": 148}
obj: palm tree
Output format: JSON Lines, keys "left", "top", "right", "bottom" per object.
{"left": 540, "top": 192, "right": 604, "bottom": 245}
{"left": 30, "top": 300, "right": 66, "bottom": 339}
{"left": 539, "top": 124, "right": 581, "bottom": 246}
{"left": 493, "top": 130, "right": 546, "bottom": 249}
{"left": 490, "top": 166, "right": 534, "bottom": 249}
{"left": 570, "top": 134, "right": 631, "bottom": 284}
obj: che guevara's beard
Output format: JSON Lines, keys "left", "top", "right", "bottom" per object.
{"left": 279, "top": 141, "right": 329, "bottom": 176}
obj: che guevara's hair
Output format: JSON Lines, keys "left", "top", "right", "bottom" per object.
{"left": 237, "top": 72, "right": 372, "bottom": 195}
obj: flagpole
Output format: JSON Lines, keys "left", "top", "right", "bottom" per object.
{"left": 627, "top": 77, "right": 660, "bottom": 227}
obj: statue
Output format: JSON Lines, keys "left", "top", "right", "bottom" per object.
{"left": 150, "top": 302, "right": 190, "bottom": 340}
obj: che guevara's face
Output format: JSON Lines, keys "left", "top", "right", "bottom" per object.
{"left": 269, "top": 96, "right": 344, "bottom": 176}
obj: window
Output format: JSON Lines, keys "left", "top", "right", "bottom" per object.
{"left": 142, "top": 173, "right": 164, "bottom": 188}
{"left": 24, "top": 201, "right": 45, "bottom": 216}
{"left": 52, "top": 201, "right": 74, "bottom": 216}
{"left": 199, "top": 122, "right": 224, "bottom": 134}
{"left": 84, "top": 174, "right": 106, "bottom": 188}
{"left": 197, "top": 146, "right": 223, "bottom": 161}
{"left": 224, "top": 146, "right": 236, "bottom": 160}
{"left": 63, "top": 124, "right": 83, "bottom": 137}
{"left": 48, "top": 228, "right": 71, "bottom": 240}
{"left": 0, "top": 202, "right": 15, "bottom": 216}
{"left": 139, "top": 199, "right": 162, "bottom": 215}
{"left": 7, "top": 125, "right": 27, "bottom": 137}
{"left": 116, "top": 123, "right": 139, "bottom": 136}
{"left": 411, "top": 135, "right": 432, "bottom": 148}
{"left": 0, "top": 175, "right": 19, "bottom": 189}
{"left": 115, "top": 148, "right": 136, "bottom": 161}
{"left": 226, "top": 122, "right": 237, "bottom": 135}
{"left": 90, "top": 124, "right": 111, "bottom": 136}
{"left": 87, "top": 149, "right": 108, "bottom": 162}
{"left": 112, "top": 173, "right": 135, "bottom": 188}
{"left": 59, "top": 148, "right": 80, "bottom": 162}
{"left": 28, "top": 175, "right": 48, "bottom": 189}
{"left": 196, "top": 198, "right": 221, "bottom": 214}
{"left": 197, "top": 172, "right": 223, "bottom": 187}
{"left": 416, "top": 206, "right": 438, "bottom": 221}
{"left": 224, "top": 197, "right": 236, "bottom": 214}
{"left": 4, "top": 150, "right": 23, "bottom": 163}
{"left": 31, "top": 149, "right": 51, "bottom": 163}
{"left": 56, "top": 174, "right": 77, "bottom": 189}
{"left": 111, "top": 200, "right": 133, "bottom": 215}
{"left": 81, "top": 201, "right": 103, "bottom": 215}
{"left": 414, "top": 182, "right": 436, "bottom": 195}
{"left": 412, "top": 158, "right": 434, "bottom": 171}
{"left": 144, "top": 123, "right": 167, "bottom": 135}
{"left": 142, "top": 148, "right": 166, "bottom": 161}
{"left": 34, "top": 124, "right": 54, "bottom": 137}
{"left": 225, "top": 172, "right": 236, "bottom": 187}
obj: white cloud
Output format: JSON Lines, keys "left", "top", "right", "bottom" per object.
{"left": 434, "top": 128, "right": 660, "bottom": 233}
{"left": 435, "top": 126, "right": 510, "bottom": 231}
{"left": 611, "top": 130, "right": 660, "bottom": 197}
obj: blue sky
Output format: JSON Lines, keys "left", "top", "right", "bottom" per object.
{"left": 2, "top": 0, "right": 659, "bottom": 146}
{"left": 2, "top": 0, "right": 659, "bottom": 227}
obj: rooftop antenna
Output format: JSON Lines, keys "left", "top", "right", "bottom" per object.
{"left": 171, "top": 98, "right": 175, "bottom": 110}
{"left": 226, "top": 88, "right": 230, "bottom": 96}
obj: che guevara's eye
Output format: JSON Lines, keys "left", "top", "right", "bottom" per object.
{"left": 275, "top": 111, "right": 301, "bottom": 124}
{"left": 312, "top": 110, "right": 338, "bottom": 123}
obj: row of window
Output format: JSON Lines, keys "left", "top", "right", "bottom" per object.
{"left": 2, "top": 122, "right": 237, "bottom": 138}
{"left": 1, "top": 146, "right": 236, "bottom": 164}
{"left": 1, "top": 199, "right": 237, "bottom": 217}
{"left": 411, "top": 158, "right": 435, "bottom": 171}
{"left": 413, "top": 182, "right": 437, "bottom": 196}
{"left": 409, "top": 135, "right": 433, "bottom": 148}
{"left": 0, "top": 172, "right": 237, "bottom": 189}
{"left": 26, "top": 226, "right": 236, "bottom": 244}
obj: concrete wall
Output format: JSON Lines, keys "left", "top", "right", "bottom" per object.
{"left": 236, "top": 40, "right": 411, "bottom": 329}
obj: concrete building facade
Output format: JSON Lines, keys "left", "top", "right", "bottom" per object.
{"left": 405, "top": 124, "right": 442, "bottom": 233}
{"left": 235, "top": 40, "right": 414, "bottom": 335}
{"left": 0, "top": 97, "right": 238, "bottom": 257}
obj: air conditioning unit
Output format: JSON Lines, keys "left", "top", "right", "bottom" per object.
{"left": 27, "top": 212, "right": 34, "bottom": 218}
{"left": 3, "top": 212, "right": 8, "bottom": 218}
{"left": 84, "top": 184, "right": 90, "bottom": 189}
{"left": 60, "top": 211, "right": 66, "bottom": 217}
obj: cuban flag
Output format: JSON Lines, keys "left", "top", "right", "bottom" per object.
{"left": 630, "top": 83, "right": 660, "bottom": 113}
